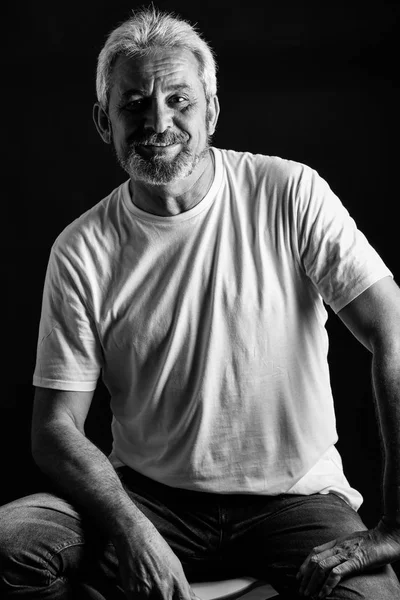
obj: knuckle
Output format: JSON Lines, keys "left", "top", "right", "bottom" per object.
{"left": 331, "top": 566, "right": 342, "bottom": 577}
{"left": 317, "top": 559, "right": 329, "bottom": 571}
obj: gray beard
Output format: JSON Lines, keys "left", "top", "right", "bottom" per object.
{"left": 118, "top": 141, "right": 211, "bottom": 185}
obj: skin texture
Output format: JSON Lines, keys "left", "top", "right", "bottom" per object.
{"left": 93, "top": 47, "right": 220, "bottom": 216}
{"left": 32, "top": 387, "right": 198, "bottom": 599}
{"left": 32, "top": 47, "right": 400, "bottom": 600}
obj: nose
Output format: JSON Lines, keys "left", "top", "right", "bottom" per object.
{"left": 144, "top": 99, "right": 173, "bottom": 133}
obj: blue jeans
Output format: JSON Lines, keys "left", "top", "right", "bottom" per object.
{"left": 0, "top": 467, "right": 399, "bottom": 599}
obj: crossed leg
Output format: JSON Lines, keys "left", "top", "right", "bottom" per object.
{"left": 0, "top": 480, "right": 229, "bottom": 598}
{"left": 0, "top": 492, "right": 124, "bottom": 599}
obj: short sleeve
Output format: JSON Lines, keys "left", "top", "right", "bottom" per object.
{"left": 32, "top": 240, "right": 102, "bottom": 391}
{"left": 296, "top": 166, "right": 393, "bottom": 313}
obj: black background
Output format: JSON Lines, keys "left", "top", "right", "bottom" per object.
{"left": 3, "top": 0, "right": 400, "bottom": 574}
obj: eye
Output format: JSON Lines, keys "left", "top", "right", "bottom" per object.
{"left": 169, "top": 95, "right": 190, "bottom": 108}
{"left": 124, "top": 98, "right": 147, "bottom": 112}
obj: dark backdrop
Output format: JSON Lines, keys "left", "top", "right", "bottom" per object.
{"left": 3, "top": 0, "right": 400, "bottom": 573}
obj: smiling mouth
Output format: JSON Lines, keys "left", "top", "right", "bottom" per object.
{"left": 140, "top": 143, "right": 178, "bottom": 147}
{"left": 136, "top": 142, "right": 181, "bottom": 155}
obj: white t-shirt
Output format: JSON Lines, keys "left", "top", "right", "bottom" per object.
{"left": 33, "top": 148, "right": 392, "bottom": 510}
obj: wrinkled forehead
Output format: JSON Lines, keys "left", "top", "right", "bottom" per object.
{"left": 110, "top": 47, "right": 203, "bottom": 95}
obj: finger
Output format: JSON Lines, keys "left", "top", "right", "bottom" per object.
{"left": 174, "top": 589, "right": 200, "bottom": 600}
{"left": 297, "top": 539, "right": 338, "bottom": 579}
{"left": 300, "top": 554, "right": 345, "bottom": 598}
{"left": 297, "top": 543, "right": 342, "bottom": 591}
{"left": 298, "top": 551, "right": 342, "bottom": 596}
{"left": 172, "top": 580, "right": 198, "bottom": 600}
{"left": 318, "top": 558, "right": 360, "bottom": 598}
{"left": 189, "top": 587, "right": 202, "bottom": 600}
{"left": 296, "top": 546, "right": 345, "bottom": 588}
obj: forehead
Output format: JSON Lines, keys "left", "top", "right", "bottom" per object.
{"left": 110, "top": 47, "right": 203, "bottom": 95}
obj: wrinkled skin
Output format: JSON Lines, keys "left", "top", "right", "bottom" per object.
{"left": 296, "top": 519, "right": 400, "bottom": 597}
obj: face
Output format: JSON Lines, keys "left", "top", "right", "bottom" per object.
{"left": 96, "top": 47, "right": 219, "bottom": 185}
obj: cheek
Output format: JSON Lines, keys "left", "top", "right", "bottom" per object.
{"left": 111, "top": 131, "right": 126, "bottom": 155}
{"left": 190, "top": 115, "right": 210, "bottom": 146}
{"left": 111, "top": 114, "right": 136, "bottom": 141}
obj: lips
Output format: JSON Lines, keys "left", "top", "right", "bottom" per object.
{"left": 136, "top": 143, "right": 181, "bottom": 157}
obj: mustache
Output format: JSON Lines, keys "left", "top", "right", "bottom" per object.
{"left": 129, "top": 132, "right": 188, "bottom": 146}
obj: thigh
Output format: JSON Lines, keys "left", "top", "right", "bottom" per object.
{"left": 237, "top": 493, "right": 400, "bottom": 599}
{"left": 0, "top": 492, "right": 122, "bottom": 598}
{"left": 0, "top": 475, "right": 224, "bottom": 596}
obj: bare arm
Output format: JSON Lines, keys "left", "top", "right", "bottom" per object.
{"left": 31, "top": 387, "right": 194, "bottom": 599}
{"left": 31, "top": 387, "right": 146, "bottom": 538}
{"left": 337, "top": 276, "right": 400, "bottom": 526}
{"left": 297, "top": 276, "right": 400, "bottom": 597}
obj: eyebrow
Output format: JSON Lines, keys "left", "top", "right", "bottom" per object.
{"left": 121, "top": 83, "right": 195, "bottom": 98}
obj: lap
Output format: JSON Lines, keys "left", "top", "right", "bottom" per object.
{"left": 234, "top": 492, "right": 400, "bottom": 599}
{"left": 237, "top": 492, "right": 367, "bottom": 569}
{"left": 115, "top": 470, "right": 400, "bottom": 597}
{"left": 1, "top": 482, "right": 400, "bottom": 599}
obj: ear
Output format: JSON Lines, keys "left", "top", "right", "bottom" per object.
{"left": 207, "top": 95, "right": 220, "bottom": 136}
{"left": 93, "top": 103, "right": 112, "bottom": 144}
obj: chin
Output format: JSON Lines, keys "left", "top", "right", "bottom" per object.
{"left": 120, "top": 146, "right": 208, "bottom": 185}
{"left": 131, "top": 170, "right": 189, "bottom": 186}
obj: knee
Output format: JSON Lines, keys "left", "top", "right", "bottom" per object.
{"left": 0, "top": 493, "right": 82, "bottom": 590}
{"left": 0, "top": 496, "right": 50, "bottom": 588}
{"left": 0, "top": 497, "right": 31, "bottom": 557}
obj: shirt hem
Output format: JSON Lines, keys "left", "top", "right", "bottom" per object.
{"left": 32, "top": 376, "right": 97, "bottom": 392}
{"left": 331, "top": 271, "right": 393, "bottom": 314}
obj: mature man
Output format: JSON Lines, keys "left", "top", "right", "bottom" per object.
{"left": 1, "top": 7, "right": 400, "bottom": 600}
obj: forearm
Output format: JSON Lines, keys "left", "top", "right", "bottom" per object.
{"left": 372, "top": 347, "right": 400, "bottom": 525}
{"left": 32, "top": 419, "right": 153, "bottom": 542}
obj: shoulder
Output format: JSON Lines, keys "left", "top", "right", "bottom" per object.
{"left": 215, "top": 147, "right": 313, "bottom": 190}
{"left": 52, "top": 181, "right": 127, "bottom": 257}
{"left": 214, "top": 147, "right": 323, "bottom": 213}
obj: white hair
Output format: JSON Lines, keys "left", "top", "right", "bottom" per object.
{"left": 96, "top": 6, "right": 218, "bottom": 110}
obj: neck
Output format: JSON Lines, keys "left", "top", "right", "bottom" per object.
{"left": 129, "top": 150, "right": 214, "bottom": 217}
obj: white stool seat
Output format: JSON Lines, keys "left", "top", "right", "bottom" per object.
{"left": 191, "top": 577, "right": 279, "bottom": 600}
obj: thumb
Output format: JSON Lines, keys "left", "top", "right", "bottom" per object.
{"left": 190, "top": 587, "right": 202, "bottom": 600}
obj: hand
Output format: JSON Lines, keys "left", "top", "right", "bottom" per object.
{"left": 113, "top": 519, "right": 197, "bottom": 600}
{"left": 296, "top": 519, "right": 400, "bottom": 598}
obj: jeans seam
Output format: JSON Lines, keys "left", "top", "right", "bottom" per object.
{"left": 40, "top": 536, "right": 86, "bottom": 585}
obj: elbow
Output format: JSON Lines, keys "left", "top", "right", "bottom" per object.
{"left": 31, "top": 419, "right": 78, "bottom": 472}
{"left": 31, "top": 425, "right": 55, "bottom": 471}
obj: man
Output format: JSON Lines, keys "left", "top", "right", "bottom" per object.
{"left": 1, "top": 7, "right": 400, "bottom": 599}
